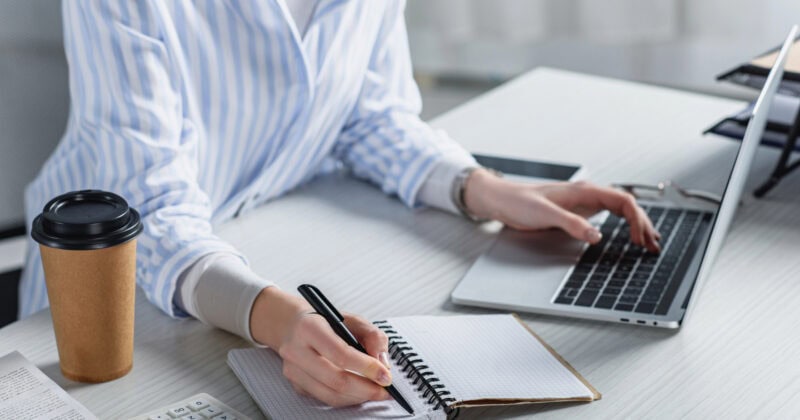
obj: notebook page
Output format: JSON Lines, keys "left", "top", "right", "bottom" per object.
{"left": 227, "top": 348, "right": 445, "bottom": 420}
{"left": 384, "top": 314, "right": 594, "bottom": 403}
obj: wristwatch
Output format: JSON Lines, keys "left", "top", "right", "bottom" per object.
{"left": 450, "top": 167, "right": 501, "bottom": 222}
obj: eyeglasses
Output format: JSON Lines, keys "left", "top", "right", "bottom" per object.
{"left": 613, "top": 180, "right": 721, "bottom": 205}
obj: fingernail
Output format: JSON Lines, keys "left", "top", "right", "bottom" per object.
{"left": 585, "top": 228, "right": 602, "bottom": 243}
{"left": 378, "top": 352, "right": 391, "bottom": 369}
{"left": 377, "top": 372, "right": 392, "bottom": 387}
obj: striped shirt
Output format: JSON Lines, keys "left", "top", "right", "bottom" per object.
{"left": 20, "top": 0, "right": 474, "bottom": 319}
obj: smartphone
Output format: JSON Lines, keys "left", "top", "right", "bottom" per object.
{"left": 472, "top": 153, "right": 584, "bottom": 183}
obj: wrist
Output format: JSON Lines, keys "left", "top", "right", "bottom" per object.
{"left": 249, "top": 286, "right": 313, "bottom": 349}
{"left": 463, "top": 168, "right": 507, "bottom": 220}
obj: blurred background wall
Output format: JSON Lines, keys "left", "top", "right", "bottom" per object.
{"left": 407, "top": 0, "right": 800, "bottom": 98}
{"left": 0, "top": 0, "right": 67, "bottom": 230}
{"left": 0, "top": 0, "right": 798, "bottom": 228}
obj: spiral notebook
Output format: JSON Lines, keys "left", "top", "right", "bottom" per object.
{"left": 227, "top": 314, "right": 600, "bottom": 419}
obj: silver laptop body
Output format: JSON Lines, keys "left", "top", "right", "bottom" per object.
{"left": 451, "top": 25, "right": 798, "bottom": 328}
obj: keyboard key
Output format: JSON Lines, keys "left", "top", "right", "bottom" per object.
{"left": 608, "top": 280, "right": 626, "bottom": 288}
{"left": 168, "top": 406, "right": 191, "bottom": 417}
{"left": 555, "top": 288, "right": 574, "bottom": 304}
{"left": 593, "top": 271, "right": 611, "bottom": 280}
{"left": 628, "top": 280, "right": 647, "bottom": 288}
{"left": 568, "top": 272, "right": 588, "bottom": 281}
{"left": 616, "top": 265, "right": 634, "bottom": 273}
{"left": 216, "top": 413, "right": 237, "bottom": 420}
{"left": 612, "top": 271, "right": 630, "bottom": 280}
{"left": 597, "top": 259, "right": 616, "bottom": 268}
{"left": 575, "top": 290, "right": 599, "bottom": 306}
{"left": 580, "top": 248, "right": 603, "bottom": 263}
{"left": 185, "top": 414, "right": 203, "bottom": 420}
{"left": 188, "top": 399, "right": 210, "bottom": 411}
{"left": 635, "top": 302, "right": 656, "bottom": 314}
{"left": 645, "top": 285, "right": 664, "bottom": 295}
{"left": 590, "top": 272, "right": 609, "bottom": 281}
{"left": 555, "top": 296, "right": 573, "bottom": 304}
{"left": 587, "top": 281, "right": 605, "bottom": 289}
{"left": 198, "top": 406, "right": 223, "bottom": 418}
{"left": 641, "top": 254, "right": 659, "bottom": 264}
{"left": 641, "top": 292, "right": 661, "bottom": 303}
{"left": 603, "top": 287, "right": 621, "bottom": 295}
{"left": 615, "top": 303, "right": 634, "bottom": 311}
{"left": 566, "top": 288, "right": 579, "bottom": 298}
{"left": 148, "top": 415, "right": 170, "bottom": 420}
{"left": 594, "top": 296, "right": 616, "bottom": 309}
{"left": 573, "top": 264, "right": 593, "bottom": 274}
{"left": 623, "top": 287, "right": 643, "bottom": 296}
{"left": 650, "top": 279, "right": 668, "bottom": 287}
{"left": 618, "top": 295, "right": 638, "bottom": 303}
{"left": 565, "top": 281, "right": 584, "bottom": 289}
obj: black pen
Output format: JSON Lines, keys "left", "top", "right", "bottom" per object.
{"left": 297, "top": 284, "right": 414, "bottom": 415}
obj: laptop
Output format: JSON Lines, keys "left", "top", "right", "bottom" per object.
{"left": 451, "top": 25, "right": 798, "bottom": 328}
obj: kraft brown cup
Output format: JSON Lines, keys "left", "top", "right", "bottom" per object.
{"left": 32, "top": 190, "right": 142, "bottom": 383}
{"left": 39, "top": 240, "right": 137, "bottom": 382}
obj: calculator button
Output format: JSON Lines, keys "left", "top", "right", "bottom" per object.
{"left": 188, "top": 398, "right": 210, "bottom": 411}
{"left": 148, "top": 415, "right": 171, "bottom": 420}
{"left": 184, "top": 415, "right": 203, "bottom": 420}
{"left": 215, "top": 414, "right": 237, "bottom": 420}
{"left": 168, "top": 406, "right": 191, "bottom": 417}
{"left": 198, "top": 406, "right": 222, "bottom": 418}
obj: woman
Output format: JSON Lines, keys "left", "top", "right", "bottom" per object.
{"left": 22, "top": 0, "right": 659, "bottom": 407}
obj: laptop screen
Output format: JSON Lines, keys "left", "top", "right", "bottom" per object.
{"left": 683, "top": 25, "right": 798, "bottom": 321}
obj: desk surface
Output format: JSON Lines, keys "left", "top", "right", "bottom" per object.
{"left": 2, "top": 68, "right": 800, "bottom": 419}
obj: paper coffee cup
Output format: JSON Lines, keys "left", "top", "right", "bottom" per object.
{"left": 31, "top": 190, "right": 142, "bottom": 383}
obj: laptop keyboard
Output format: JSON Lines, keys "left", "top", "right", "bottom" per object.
{"left": 553, "top": 206, "right": 712, "bottom": 315}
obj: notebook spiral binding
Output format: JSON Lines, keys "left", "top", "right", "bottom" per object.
{"left": 374, "top": 321, "right": 460, "bottom": 419}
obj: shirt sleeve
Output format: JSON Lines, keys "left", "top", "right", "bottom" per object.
{"left": 332, "top": 0, "right": 476, "bottom": 207}
{"left": 176, "top": 253, "right": 274, "bottom": 342}
{"left": 63, "top": 0, "right": 244, "bottom": 317}
{"left": 416, "top": 155, "right": 479, "bottom": 215}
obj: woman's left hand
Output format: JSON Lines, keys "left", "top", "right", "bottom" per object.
{"left": 462, "top": 169, "right": 661, "bottom": 252}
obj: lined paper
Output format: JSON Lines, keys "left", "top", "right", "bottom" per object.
{"left": 385, "top": 314, "right": 594, "bottom": 402}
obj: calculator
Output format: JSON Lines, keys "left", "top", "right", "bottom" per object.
{"left": 128, "top": 393, "right": 252, "bottom": 420}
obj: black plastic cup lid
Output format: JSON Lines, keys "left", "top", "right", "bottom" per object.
{"left": 31, "top": 190, "right": 143, "bottom": 250}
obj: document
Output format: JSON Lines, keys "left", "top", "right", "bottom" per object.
{"left": 0, "top": 351, "right": 97, "bottom": 420}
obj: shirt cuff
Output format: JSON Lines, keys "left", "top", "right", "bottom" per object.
{"left": 176, "top": 252, "right": 274, "bottom": 343}
{"left": 416, "top": 151, "right": 478, "bottom": 215}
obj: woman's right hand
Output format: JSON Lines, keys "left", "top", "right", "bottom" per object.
{"left": 249, "top": 287, "right": 393, "bottom": 407}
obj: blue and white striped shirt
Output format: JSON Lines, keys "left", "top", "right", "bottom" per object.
{"left": 20, "top": 0, "right": 473, "bottom": 318}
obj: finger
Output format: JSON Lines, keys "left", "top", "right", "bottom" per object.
{"left": 574, "top": 184, "right": 651, "bottom": 247}
{"left": 539, "top": 199, "right": 602, "bottom": 244}
{"left": 645, "top": 232, "right": 661, "bottom": 253}
{"left": 343, "top": 314, "right": 390, "bottom": 368}
{"left": 294, "top": 347, "right": 390, "bottom": 402}
{"left": 304, "top": 317, "right": 392, "bottom": 386}
{"left": 643, "top": 215, "right": 661, "bottom": 253}
{"left": 632, "top": 204, "right": 662, "bottom": 252}
{"left": 283, "top": 362, "right": 373, "bottom": 408}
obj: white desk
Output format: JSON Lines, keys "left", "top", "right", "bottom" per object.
{"left": 2, "top": 68, "right": 800, "bottom": 419}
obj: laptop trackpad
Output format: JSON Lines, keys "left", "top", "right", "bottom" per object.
{"left": 491, "top": 228, "right": 586, "bottom": 262}
{"left": 462, "top": 228, "right": 584, "bottom": 305}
